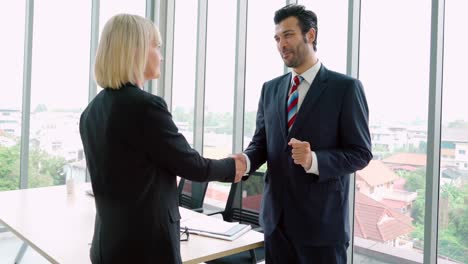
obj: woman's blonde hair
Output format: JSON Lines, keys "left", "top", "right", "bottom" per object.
{"left": 94, "top": 14, "right": 161, "bottom": 89}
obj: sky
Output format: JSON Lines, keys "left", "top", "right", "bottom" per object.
{"left": 0, "top": 0, "right": 467, "bottom": 125}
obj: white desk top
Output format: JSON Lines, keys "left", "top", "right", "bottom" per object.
{"left": 0, "top": 184, "right": 263, "bottom": 264}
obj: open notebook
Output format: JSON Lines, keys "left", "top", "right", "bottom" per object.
{"left": 180, "top": 213, "right": 251, "bottom": 241}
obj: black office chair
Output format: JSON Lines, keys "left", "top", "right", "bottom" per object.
{"left": 207, "top": 172, "right": 265, "bottom": 264}
{"left": 177, "top": 178, "right": 230, "bottom": 215}
{"left": 222, "top": 172, "right": 264, "bottom": 227}
{"left": 177, "top": 178, "right": 209, "bottom": 213}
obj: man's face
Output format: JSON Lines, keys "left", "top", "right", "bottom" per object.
{"left": 274, "top": 16, "right": 314, "bottom": 68}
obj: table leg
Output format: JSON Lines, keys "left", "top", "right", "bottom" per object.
{"left": 249, "top": 249, "right": 257, "bottom": 264}
{"left": 14, "top": 242, "right": 28, "bottom": 264}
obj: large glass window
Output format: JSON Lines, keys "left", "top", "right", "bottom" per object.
{"left": 299, "top": 0, "right": 348, "bottom": 73}
{"left": 2, "top": 1, "right": 465, "bottom": 262}
{"left": 203, "top": 0, "right": 237, "bottom": 159}
{"left": 202, "top": 0, "right": 237, "bottom": 209}
{"left": 28, "top": 0, "right": 91, "bottom": 188}
{"left": 438, "top": 1, "right": 468, "bottom": 263}
{"left": 172, "top": 0, "right": 198, "bottom": 146}
{"left": 99, "top": 0, "right": 146, "bottom": 35}
{"left": 0, "top": 1, "right": 25, "bottom": 191}
{"left": 244, "top": 0, "right": 284, "bottom": 147}
{"left": 355, "top": 0, "right": 431, "bottom": 263}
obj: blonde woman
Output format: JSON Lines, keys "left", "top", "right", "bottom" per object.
{"left": 79, "top": 14, "right": 245, "bottom": 264}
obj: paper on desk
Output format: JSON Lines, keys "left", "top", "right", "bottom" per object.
{"left": 187, "top": 225, "right": 251, "bottom": 241}
{"left": 181, "top": 215, "right": 240, "bottom": 234}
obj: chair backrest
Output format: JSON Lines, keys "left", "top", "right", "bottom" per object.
{"left": 177, "top": 178, "right": 209, "bottom": 211}
{"left": 222, "top": 171, "right": 264, "bottom": 227}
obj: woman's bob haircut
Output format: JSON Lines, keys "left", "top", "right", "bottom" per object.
{"left": 94, "top": 14, "right": 161, "bottom": 89}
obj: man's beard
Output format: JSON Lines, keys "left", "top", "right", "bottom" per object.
{"left": 284, "top": 55, "right": 302, "bottom": 68}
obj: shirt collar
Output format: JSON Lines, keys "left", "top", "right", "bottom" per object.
{"left": 291, "top": 60, "right": 322, "bottom": 85}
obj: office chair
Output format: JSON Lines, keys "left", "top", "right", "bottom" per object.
{"left": 207, "top": 172, "right": 265, "bottom": 264}
{"left": 177, "top": 179, "right": 209, "bottom": 213}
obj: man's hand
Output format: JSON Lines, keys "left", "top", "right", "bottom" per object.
{"left": 230, "top": 154, "right": 246, "bottom": 183}
{"left": 288, "top": 138, "right": 313, "bottom": 171}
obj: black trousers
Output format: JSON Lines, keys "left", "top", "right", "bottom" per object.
{"left": 264, "top": 215, "right": 348, "bottom": 264}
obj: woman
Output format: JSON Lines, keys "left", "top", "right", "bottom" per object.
{"left": 79, "top": 14, "right": 244, "bottom": 264}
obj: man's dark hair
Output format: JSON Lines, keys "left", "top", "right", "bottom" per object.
{"left": 274, "top": 4, "right": 318, "bottom": 51}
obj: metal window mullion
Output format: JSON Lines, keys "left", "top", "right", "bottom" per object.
{"left": 424, "top": 0, "right": 445, "bottom": 263}
{"left": 155, "top": 0, "right": 175, "bottom": 110}
{"left": 19, "top": 0, "right": 34, "bottom": 189}
{"left": 232, "top": 0, "right": 248, "bottom": 154}
{"left": 193, "top": 0, "right": 208, "bottom": 153}
{"left": 146, "top": 0, "right": 162, "bottom": 94}
{"left": 145, "top": 0, "right": 156, "bottom": 22}
{"left": 346, "top": 0, "right": 361, "bottom": 262}
{"left": 85, "top": 0, "right": 100, "bottom": 183}
{"left": 88, "top": 0, "right": 99, "bottom": 103}
{"left": 286, "top": 0, "right": 298, "bottom": 8}
{"left": 346, "top": 0, "right": 360, "bottom": 79}
{"left": 144, "top": 0, "right": 156, "bottom": 93}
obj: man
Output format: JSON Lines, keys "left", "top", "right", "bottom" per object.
{"left": 236, "top": 4, "right": 372, "bottom": 263}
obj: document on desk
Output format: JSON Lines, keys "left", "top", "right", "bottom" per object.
{"left": 180, "top": 214, "right": 251, "bottom": 241}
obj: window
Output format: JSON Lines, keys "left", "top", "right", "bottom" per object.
{"left": 27, "top": 0, "right": 91, "bottom": 188}
{"left": 99, "top": 0, "right": 146, "bottom": 35}
{"left": 356, "top": 0, "right": 430, "bottom": 262}
{"left": 1, "top": 2, "right": 465, "bottom": 263}
{"left": 203, "top": 0, "right": 236, "bottom": 160}
{"left": 172, "top": 0, "right": 198, "bottom": 146}
{"left": 439, "top": 1, "right": 468, "bottom": 263}
{"left": 0, "top": 1, "right": 25, "bottom": 191}
{"left": 244, "top": 0, "right": 284, "bottom": 147}
{"left": 299, "top": 0, "right": 348, "bottom": 73}
{"left": 202, "top": 0, "right": 238, "bottom": 210}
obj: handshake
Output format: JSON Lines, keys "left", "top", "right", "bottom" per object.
{"left": 230, "top": 154, "right": 247, "bottom": 183}
{"left": 228, "top": 138, "right": 312, "bottom": 183}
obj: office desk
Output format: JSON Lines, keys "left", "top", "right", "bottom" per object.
{"left": 0, "top": 184, "right": 264, "bottom": 264}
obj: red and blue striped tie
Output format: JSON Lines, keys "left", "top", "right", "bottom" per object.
{"left": 287, "top": 75, "right": 302, "bottom": 131}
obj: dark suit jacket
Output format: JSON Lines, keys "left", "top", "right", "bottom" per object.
{"left": 244, "top": 65, "right": 372, "bottom": 246}
{"left": 79, "top": 83, "right": 235, "bottom": 264}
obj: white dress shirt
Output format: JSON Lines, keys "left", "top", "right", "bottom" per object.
{"left": 243, "top": 61, "right": 321, "bottom": 176}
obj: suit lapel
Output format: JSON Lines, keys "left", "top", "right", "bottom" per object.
{"left": 275, "top": 73, "right": 291, "bottom": 144}
{"left": 288, "top": 65, "right": 328, "bottom": 139}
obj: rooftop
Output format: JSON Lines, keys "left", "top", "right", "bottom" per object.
{"left": 383, "top": 153, "right": 427, "bottom": 167}
{"left": 354, "top": 192, "right": 414, "bottom": 242}
{"left": 357, "top": 160, "right": 399, "bottom": 187}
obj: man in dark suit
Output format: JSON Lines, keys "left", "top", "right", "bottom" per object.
{"left": 235, "top": 5, "right": 372, "bottom": 263}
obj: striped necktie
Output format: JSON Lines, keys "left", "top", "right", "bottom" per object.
{"left": 287, "top": 75, "right": 302, "bottom": 131}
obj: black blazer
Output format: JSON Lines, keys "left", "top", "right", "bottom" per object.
{"left": 79, "top": 83, "right": 235, "bottom": 264}
{"left": 244, "top": 65, "right": 372, "bottom": 246}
